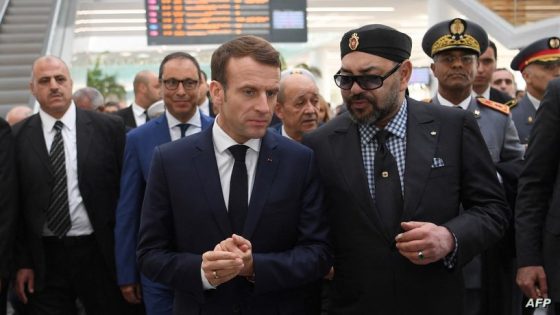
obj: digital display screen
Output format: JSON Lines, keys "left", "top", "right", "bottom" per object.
{"left": 145, "top": 0, "right": 307, "bottom": 45}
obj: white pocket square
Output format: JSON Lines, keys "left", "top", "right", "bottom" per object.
{"left": 431, "top": 157, "right": 445, "bottom": 168}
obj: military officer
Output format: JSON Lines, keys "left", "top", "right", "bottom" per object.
{"left": 422, "top": 18, "right": 524, "bottom": 315}
{"left": 511, "top": 37, "right": 560, "bottom": 144}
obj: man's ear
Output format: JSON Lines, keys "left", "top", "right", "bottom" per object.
{"left": 274, "top": 102, "right": 284, "bottom": 119}
{"left": 209, "top": 80, "right": 224, "bottom": 111}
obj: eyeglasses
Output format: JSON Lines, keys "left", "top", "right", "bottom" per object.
{"left": 492, "top": 78, "right": 513, "bottom": 85}
{"left": 162, "top": 78, "right": 199, "bottom": 90}
{"left": 333, "top": 63, "right": 401, "bottom": 90}
{"left": 434, "top": 54, "right": 476, "bottom": 65}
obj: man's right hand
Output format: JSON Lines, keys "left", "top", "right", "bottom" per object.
{"left": 15, "top": 268, "right": 34, "bottom": 304}
{"left": 202, "top": 249, "right": 244, "bottom": 287}
{"left": 517, "top": 266, "right": 548, "bottom": 299}
{"left": 120, "top": 283, "right": 143, "bottom": 304}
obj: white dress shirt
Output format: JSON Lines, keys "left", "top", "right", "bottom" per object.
{"left": 437, "top": 92, "right": 472, "bottom": 110}
{"left": 166, "top": 108, "right": 202, "bottom": 141}
{"left": 200, "top": 115, "right": 261, "bottom": 289}
{"left": 280, "top": 125, "right": 296, "bottom": 141}
{"left": 132, "top": 102, "right": 148, "bottom": 127}
{"left": 39, "top": 103, "right": 94, "bottom": 236}
{"left": 472, "top": 86, "right": 491, "bottom": 99}
{"left": 527, "top": 92, "right": 541, "bottom": 111}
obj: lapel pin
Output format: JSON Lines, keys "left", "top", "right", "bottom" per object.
{"left": 430, "top": 131, "right": 437, "bottom": 136}
{"left": 382, "top": 171, "right": 389, "bottom": 178}
{"left": 267, "top": 157, "right": 273, "bottom": 162}
{"left": 473, "top": 109, "right": 481, "bottom": 119}
{"left": 528, "top": 116, "right": 533, "bottom": 124}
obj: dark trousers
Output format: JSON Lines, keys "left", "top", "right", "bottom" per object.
{"left": 25, "top": 235, "right": 128, "bottom": 315}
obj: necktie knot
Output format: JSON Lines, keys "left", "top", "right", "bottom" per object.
{"left": 177, "top": 123, "right": 190, "bottom": 138}
{"left": 376, "top": 129, "right": 390, "bottom": 147}
{"left": 229, "top": 145, "right": 248, "bottom": 163}
{"left": 54, "top": 121, "right": 64, "bottom": 132}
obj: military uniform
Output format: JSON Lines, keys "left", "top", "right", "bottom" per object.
{"left": 510, "top": 36, "right": 560, "bottom": 146}
{"left": 511, "top": 95, "right": 536, "bottom": 145}
{"left": 423, "top": 18, "right": 524, "bottom": 315}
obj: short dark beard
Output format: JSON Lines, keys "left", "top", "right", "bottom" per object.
{"left": 345, "top": 80, "right": 400, "bottom": 125}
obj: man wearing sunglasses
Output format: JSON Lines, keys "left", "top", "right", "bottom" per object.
{"left": 115, "top": 52, "right": 213, "bottom": 315}
{"left": 423, "top": 18, "right": 524, "bottom": 315}
{"left": 510, "top": 37, "right": 560, "bottom": 145}
{"left": 303, "top": 24, "right": 509, "bottom": 314}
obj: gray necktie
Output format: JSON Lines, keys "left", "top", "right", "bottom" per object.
{"left": 46, "top": 121, "right": 71, "bottom": 237}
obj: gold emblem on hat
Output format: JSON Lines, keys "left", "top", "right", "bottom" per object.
{"left": 549, "top": 37, "right": 560, "bottom": 49}
{"left": 449, "top": 18, "right": 465, "bottom": 37}
{"left": 349, "top": 33, "right": 359, "bottom": 51}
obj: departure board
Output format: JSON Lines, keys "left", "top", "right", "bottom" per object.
{"left": 145, "top": 0, "right": 307, "bottom": 45}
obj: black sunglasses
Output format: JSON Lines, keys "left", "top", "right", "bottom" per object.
{"left": 334, "top": 63, "right": 401, "bottom": 90}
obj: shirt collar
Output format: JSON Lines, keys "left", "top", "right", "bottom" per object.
{"left": 281, "top": 125, "right": 295, "bottom": 141}
{"left": 526, "top": 92, "right": 541, "bottom": 110}
{"left": 131, "top": 102, "right": 146, "bottom": 117}
{"left": 471, "top": 86, "right": 490, "bottom": 99}
{"left": 358, "top": 98, "right": 407, "bottom": 145}
{"left": 212, "top": 115, "right": 261, "bottom": 154}
{"left": 165, "top": 108, "right": 202, "bottom": 129}
{"left": 437, "top": 92, "right": 471, "bottom": 110}
{"left": 39, "top": 102, "right": 76, "bottom": 132}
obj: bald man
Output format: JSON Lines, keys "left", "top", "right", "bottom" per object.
{"left": 13, "top": 56, "right": 132, "bottom": 314}
{"left": 274, "top": 68, "right": 320, "bottom": 142}
{"left": 6, "top": 106, "right": 32, "bottom": 126}
{"left": 116, "top": 70, "right": 161, "bottom": 129}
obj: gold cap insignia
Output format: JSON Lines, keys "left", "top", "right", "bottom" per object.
{"left": 431, "top": 18, "right": 480, "bottom": 56}
{"left": 549, "top": 37, "right": 560, "bottom": 49}
{"left": 349, "top": 33, "right": 359, "bottom": 51}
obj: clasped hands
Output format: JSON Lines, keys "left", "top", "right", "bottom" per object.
{"left": 202, "top": 234, "right": 253, "bottom": 287}
{"left": 395, "top": 221, "right": 455, "bottom": 265}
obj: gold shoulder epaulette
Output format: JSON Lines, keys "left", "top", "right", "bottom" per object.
{"left": 505, "top": 99, "right": 518, "bottom": 109}
{"left": 477, "top": 97, "right": 510, "bottom": 115}
{"left": 423, "top": 98, "right": 433, "bottom": 103}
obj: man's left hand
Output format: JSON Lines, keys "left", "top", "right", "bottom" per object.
{"left": 218, "top": 234, "right": 253, "bottom": 277}
{"left": 395, "top": 221, "right": 455, "bottom": 265}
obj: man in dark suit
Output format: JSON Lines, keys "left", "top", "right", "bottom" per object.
{"left": 0, "top": 117, "right": 17, "bottom": 315}
{"left": 115, "top": 52, "right": 213, "bottom": 315}
{"left": 137, "top": 35, "right": 332, "bottom": 314}
{"left": 116, "top": 70, "right": 161, "bottom": 129}
{"left": 510, "top": 37, "right": 560, "bottom": 144}
{"left": 516, "top": 77, "right": 560, "bottom": 315}
{"left": 13, "top": 56, "right": 129, "bottom": 314}
{"left": 473, "top": 41, "right": 516, "bottom": 105}
{"left": 197, "top": 70, "right": 216, "bottom": 118}
{"left": 303, "top": 24, "right": 509, "bottom": 315}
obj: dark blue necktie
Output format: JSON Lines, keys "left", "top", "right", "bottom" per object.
{"left": 374, "top": 130, "right": 403, "bottom": 233}
{"left": 177, "top": 123, "right": 190, "bottom": 138}
{"left": 228, "top": 145, "right": 249, "bottom": 235}
{"left": 46, "top": 121, "right": 71, "bottom": 237}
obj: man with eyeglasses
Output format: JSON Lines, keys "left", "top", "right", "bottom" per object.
{"left": 423, "top": 18, "right": 524, "bottom": 315}
{"left": 303, "top": 24, "right": 509, "bottom": 314}
{"left": 492, "top": 68, "right": 517, "bottom": 99}
{"left": 273, "top": 68, "right": 320, "bottom": 142}
{"left": 114, "top": 52, "right": 213, "bottom": 315}
{"left": 510, "top": 37, "right": 560, "bottom": 145}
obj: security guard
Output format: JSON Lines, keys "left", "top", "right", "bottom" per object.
{"left": 422, "top": 18, "right": 524, "bottom": 315}
{"left": 511, "top": 37, "right": 560, "bottom": 144}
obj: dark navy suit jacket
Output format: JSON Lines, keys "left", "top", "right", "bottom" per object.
{"left": 137, "top": 127, "right": 331, "bottom": 314}
{"left": 115, "top": 111, "right": 214, "bottom": 286}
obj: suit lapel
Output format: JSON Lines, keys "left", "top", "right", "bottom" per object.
{"left": 200, "top": 112, "right": 214, "bottom": 130}
{"left": 76, "top": 109, "right": 93, "bottom": 181}
{"left": 26, "top": 114, "right": 52, "bottom": 174}
{"left": 243, "top": 132, "right": 279, "bottom": 239}
{"left": 154, "top": 114, "right": 172, "bottom": 143}
{"left": 193, "top": 128, "right": 232, "bottom": 237}
{"left": 329, "top": 114, "right": 390, "bottom": 242}
{"left": 402, "top": 99, "right": 439, "bottom": 221}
